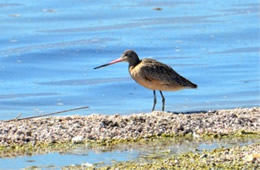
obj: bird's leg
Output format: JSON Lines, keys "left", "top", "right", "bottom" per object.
{"left": 152, "top": 90, "right": 157, "bottom": 111}
{"left": 159, "top": 91, "right": 165, "bottom": 111}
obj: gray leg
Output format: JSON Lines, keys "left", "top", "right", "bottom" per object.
{"left": 152, "top": 90, "right": 157, "bottom": 111}
{"left": 159, "top": 91, "right": 165, "bottom": 111}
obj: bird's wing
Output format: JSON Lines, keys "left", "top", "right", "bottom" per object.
{"left": 139, "top": 59, "right": 195, "bottom": 88}
{"left": 140, "top": 59, "right": 178, "bottom": 84}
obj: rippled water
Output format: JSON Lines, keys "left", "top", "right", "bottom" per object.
{"left": 0, "top": 0, "right": 259, "bottom": 120}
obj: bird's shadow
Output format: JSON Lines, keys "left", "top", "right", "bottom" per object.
{"left": 167, "top": 110, "right": 214, "bottom": 115}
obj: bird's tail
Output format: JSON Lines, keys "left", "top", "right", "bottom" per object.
{"left": 190, "top": 82, "right": 197, "bottom": 89}
{"left": 185, "top": 80, "right": 197, "bottom": 89}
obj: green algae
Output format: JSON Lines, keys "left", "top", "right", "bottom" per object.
{"left": 2, "top": 131, "right": 259, "bottom": 169}
{"left": 0, "top": 130, "right": 259, "bottom": 159}
{"left": 68, "top": 143, "right": 260, "bottom": 170}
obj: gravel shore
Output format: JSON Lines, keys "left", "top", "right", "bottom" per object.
{"left": 0, "top": 107, "right": 259, "bottom": 146}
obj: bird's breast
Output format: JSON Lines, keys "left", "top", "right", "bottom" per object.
{"left": 129, "top": 67, "right": 155, "bottom": 90}
{"left": 129, "top": 65, "right": 167, "bottom": 91}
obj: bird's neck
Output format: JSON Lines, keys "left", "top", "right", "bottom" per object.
{"left": 128, "top": 59, "right": 141, "bottom": 70}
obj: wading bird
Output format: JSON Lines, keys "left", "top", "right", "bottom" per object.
{"left": 94, "top": 50, "right": 197, "bottom": 111}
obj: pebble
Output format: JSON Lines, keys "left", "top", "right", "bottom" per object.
{"left": 0, "top": 107, "right": 259, "bottom": 145}
{"left": 71, "top": 136, "right": 83, "bottom": 144}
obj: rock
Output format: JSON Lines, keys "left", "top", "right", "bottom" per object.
{"left": 81, "top": 162, "right": 93, "bottom": 167}
{"left": 71, "top": 136, "right": 83, "bottom": 144}
{"left": 244, "top": 154, "right": 260, "bottom": 162}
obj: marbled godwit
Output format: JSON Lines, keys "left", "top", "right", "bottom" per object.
{"left": 94, "top": 50, "right": 197, "bottom": 111}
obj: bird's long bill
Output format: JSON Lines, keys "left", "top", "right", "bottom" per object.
{"left": 94, "top": 57, "right": 123, "bottom": 69}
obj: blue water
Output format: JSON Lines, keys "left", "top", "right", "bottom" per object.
{"left": 0, "top": 0, "right": 259, "bottom": 120}
{"left": 1, "top": 150, "right": 138, "bottom": 169}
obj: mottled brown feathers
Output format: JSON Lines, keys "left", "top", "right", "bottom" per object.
{"left": 129, "top": 58, "right": 197, "bottom": 91}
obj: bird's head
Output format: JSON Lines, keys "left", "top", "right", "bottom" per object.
{"left": 119, "top": 50, "right": 139, "bottom": 63}
{"left": 94, "top": 49, "right": 140, "bottom": 69}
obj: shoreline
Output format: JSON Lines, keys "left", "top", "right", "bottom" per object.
{"left": 0, "top": 107, "right": 259, "bottom": 168}
{"left": 0, "top": 107, "right": 259, "bottom": 146}
{"left": 96, "top": 143, "right": 260, "bottom": 169}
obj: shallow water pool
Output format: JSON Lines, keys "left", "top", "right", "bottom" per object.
{"left": 0, "top": 137, "right": 258, "bottom": 169}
